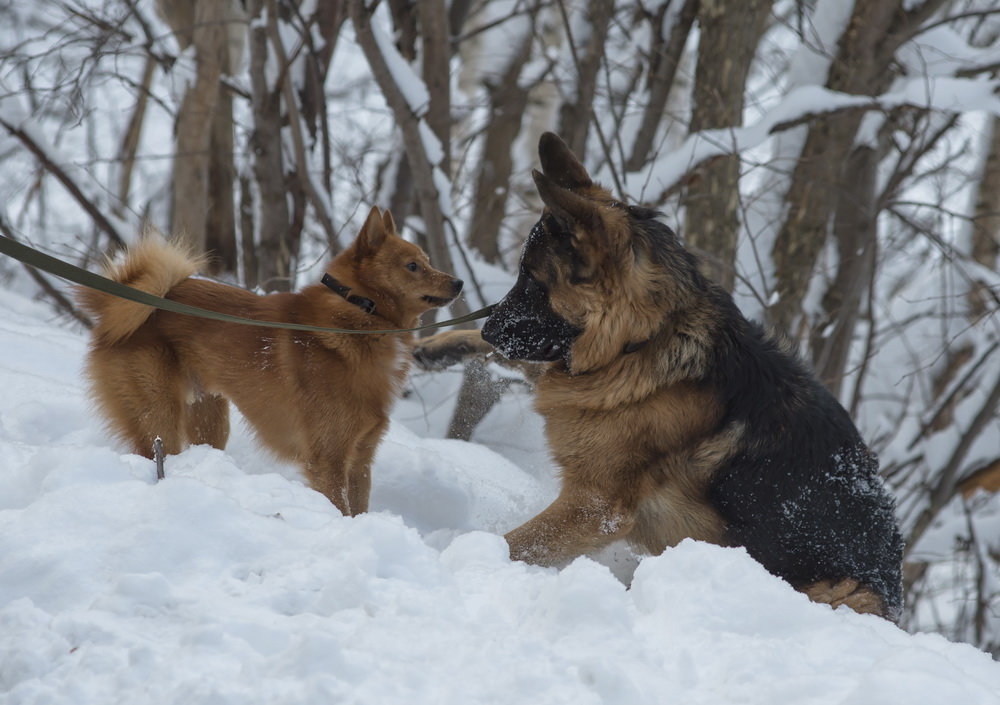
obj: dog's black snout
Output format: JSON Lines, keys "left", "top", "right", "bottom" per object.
{"left": 451, "top": 279, "right": 464, "bottom": 296}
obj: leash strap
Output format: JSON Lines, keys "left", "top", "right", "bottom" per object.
{"left": 0, "top": 235, "right": 493, "bottom": 334}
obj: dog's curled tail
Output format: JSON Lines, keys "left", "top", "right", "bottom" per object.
{"left": 77, "top": 233, "right": 204, "bottom": 345}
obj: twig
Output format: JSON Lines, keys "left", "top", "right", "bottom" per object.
{"left": 906, "top": 370, "right": 1000, "bottom": 554}
{"left": 265, "top": 0, "right": 337, "bottom": 247}
{"left": 554, "top": 0, "right": 625, "bottom": 198}
{"left": 0, "top": 115, "right": 126, "bottom": 248}
{"left": 350, "top": 2, "right": 470, "bottom": 317}
{"left": 153, "top": 437, "right": 165, "bottom": 481}
{"left": 907, "top": 341, "right": 1000, "bottom": 451}
{"left": 0, "top": 214, "right": 93, "bottom": 328}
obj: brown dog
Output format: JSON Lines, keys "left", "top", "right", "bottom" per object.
{"left": 78, "top": 206, "right": 462, "bottom": 515}
{"left": 415, "top": 133, "right": 903, "bottom": 619}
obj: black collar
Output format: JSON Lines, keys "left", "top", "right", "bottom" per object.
{"left": 321, "top": 274, "right": 376, "bottom": 314}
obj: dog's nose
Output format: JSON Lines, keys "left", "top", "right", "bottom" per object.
{"left": 451, "top": 279, "right": 464, "bottom": 296}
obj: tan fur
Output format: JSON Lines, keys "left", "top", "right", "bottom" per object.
{"left": 419, "top": 322, "right": 898, "bottom": 617}
{"left": 79, "top": 207, "right": 460, "bottom": 516}
{"left": 414, "top": 133, "right": 897, "bottom": 619}
{"left": 77, "top": 231, "right": 206, "bottom": 345}
{"left": 523, "top": 368, "right": 729, "bottom": 563}
{"left": 416, "top": 329, "right": 732, "bottom": 562}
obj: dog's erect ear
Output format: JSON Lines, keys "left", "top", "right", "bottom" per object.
{"left": 538, "top": 132, "right": 592, "bottom": 190}
{"left": 533, "top": 170, "right": 599, "bottom": 229}
{"left": 381, "top": 209, "right": 398, "bottom": 236}
{"left": 355, "top": 205, "right": 388, "bottom": 260}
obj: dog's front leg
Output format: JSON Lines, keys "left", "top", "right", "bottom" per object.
{"left": 346, "top": 418, "right": 389, "bottom": 515}
{"left": 505, "top": 487, "right": 635, "bottom": 567}
{"left": 306, "top": 461, "right": 350, "bottom": 515}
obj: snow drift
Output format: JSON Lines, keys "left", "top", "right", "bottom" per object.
{"left": 1, "top": 290, "right": 998, "bottom": 705}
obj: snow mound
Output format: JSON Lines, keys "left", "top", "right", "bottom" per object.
{"left": 1, "top": 291, "right": 998, "bottom": 705}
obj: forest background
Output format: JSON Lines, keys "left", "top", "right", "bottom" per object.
{"left": 0, "top": 0, "right": 998, "bottom": 654}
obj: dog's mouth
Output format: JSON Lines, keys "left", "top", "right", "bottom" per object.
{"left": 490, "top": 334, "right": 568, "bottom": 362}
{"left": 537, "top": 339, "right": 565, "bottom": 360}
{"left": 422, "top": 294, "right": 455, "bottom": 307}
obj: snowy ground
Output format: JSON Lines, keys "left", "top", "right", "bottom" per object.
{"left": 1, "top": 289, "right": 999, "bottom": 705}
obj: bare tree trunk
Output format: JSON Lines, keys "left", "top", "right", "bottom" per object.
{"left": 170, "top": 0, "right": 228, "bottom": 255}
{"left": 351, "top": 2, "right": 465, "bottom": 316}
{"left": 239, "top": 171, "right": 258, "bottom": 290}
{"left": 625, "top": 0, "right": 698, "bottom": 173}
{"left": 114, "top": 56, "right": 156, "bottom": 217}
{"left": 466, "top": 24, "right": 535, "bottom": 264}
{"left": 380, "top": 0, "right": 420, "bottom": 229}
{"left": 767, "top": 0, "right": 903, "bottom": 334}
{"left": 420, "top": 0, "right": 451, "bottom": 171}
{"left": 682, "top": 0, "right": 771, "bottom": 291}
{"left": 810, "top": 145, "right": 877, "bottom": 396}
{"left": 556, "top": 0, "right": 615, "bottom": 160}
{"left": 205, "top": 75, "right": 237, "bottom": 273}
{"left": 247, "top": 0, "right": 292, "bottom": 291}
{"left": 386, "top": 155, "right": 415, "bottom": 227}
{"left": 969, "top": 115, "right": 1000, "bottom": 317}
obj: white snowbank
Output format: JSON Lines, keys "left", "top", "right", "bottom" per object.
{"left": 1, "top": 290, "right": 998, "bottom": 705}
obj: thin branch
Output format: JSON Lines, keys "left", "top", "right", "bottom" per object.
{"left": 907, "top": 341, "right": 1000, "bottom": 451}
{"left": 0, "top": 214, "right": 93, "bottom": 328}
{"left": 554, "top": 0, "right": 625, "bottom": 198}
{"left": 906, "top": 370, "right": 1000, "bottom": 554}
{"left": 264, "top": 0, "right": 337, "bottom": 246}
{"left": 350, "top": 1, "right": 469, "bottom": 317}
{"left": 0, "top": 115, "right": 126, "bottom": 248}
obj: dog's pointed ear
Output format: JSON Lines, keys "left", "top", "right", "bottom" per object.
{"left": 533, "top": 169, "right": 599, "bottom": 229}
{"left": 538, "top": 132, "right": 592, "bottom": 190}
{"left": 355, "top": 205, "right": 388, "bottom": 260}
{"left": 381, "top": 208, "right": 398, "bottom": 236}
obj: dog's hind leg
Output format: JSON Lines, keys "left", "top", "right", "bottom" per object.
{"left": 87, "top": 345, "right": 188, "bottom": 459}
{"left": 185, "top": 394, "right": 230, "bottom": 450}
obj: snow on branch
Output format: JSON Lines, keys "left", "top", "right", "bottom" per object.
{"left": 647, "top": 78, "right": 1000, "bottom": 200}
{"left": 369, "top": 15, "right": 430, "bottom": 119}
{"left": 350, "top": 2, "right": 469, "bottom": 313}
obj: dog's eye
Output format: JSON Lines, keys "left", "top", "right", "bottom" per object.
{"left": 405, "top": 262, "right": 418, "bottom": 272}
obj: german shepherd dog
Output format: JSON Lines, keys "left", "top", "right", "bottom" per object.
{"left": 416, "top": 134, "right": 903, "bottom": 619}
{"left": 79, "top": 206, "right": 462, "bottom": 516}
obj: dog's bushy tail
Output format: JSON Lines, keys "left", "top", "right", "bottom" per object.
{"left": 77, "top": 231, "right": 204, "bottom": 345}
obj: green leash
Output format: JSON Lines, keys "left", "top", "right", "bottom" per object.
{"left": 0, "top": 235, "right": 493, "bottom": 334}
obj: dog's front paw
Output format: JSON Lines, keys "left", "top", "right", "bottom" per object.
{"left": 412, "top": 340, "right": 473, "bottom": 370}
{"left": 412, "top": 330, "right": 492, "bottom": 370}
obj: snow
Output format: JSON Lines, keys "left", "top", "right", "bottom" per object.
{"left": 786, "top": 0, "right": 856, "bottom": 89}
{"left": 649, "top": 78, "right": 1000, "bottom": 199}
{"left": 897, "top": 24, "right": 1000, "bottom": 79}
{"left": 1, "top": 291, "right": 1000, "bottom": 703}
{"left": 370, "top": 16, "right": 429, "bottom": 117}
